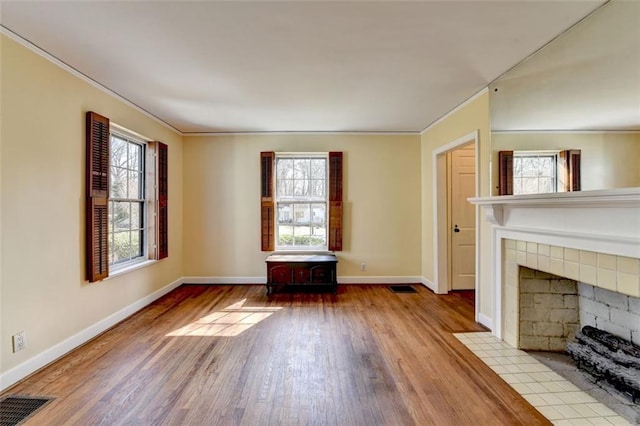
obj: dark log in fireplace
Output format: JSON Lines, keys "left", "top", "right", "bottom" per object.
{"left": 567, "top": 326, "right": 640, "bottom": 403}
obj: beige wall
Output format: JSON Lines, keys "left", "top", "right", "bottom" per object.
{"left": 0, "top": 30, "right": 489, "bottom": 386}
{"left": 0, "top": 35, "right": 184, "bottom": 376}
{"left": 492, "top": 132, "right": 640, "bottom": 192}
{"left": 182, "top": 134, "right": 422, "bottom": 279}
{"left": 420, "top": 91, "right": 493, "bottom": 322}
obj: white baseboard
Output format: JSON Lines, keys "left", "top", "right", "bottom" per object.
{"left": 181, "top": 276, "right": 422, "bottom": 285}
{"left": 182, "top": 277, "right": 266, "bottom": 284}
{"left": 337, "top": 276, "right": 423, "bottom": 284}
{"left": 0, "top": 278, "right": 183, "bottom": 392}
{"left": 477, "top": 312, "right": 493, "bottom": 330}
{"left": 420, "top": 277, "right": 436, "bottom": 292}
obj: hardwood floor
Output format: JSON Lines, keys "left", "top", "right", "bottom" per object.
{"left": 2, "top": 285, "right": 551, "bottom": 425}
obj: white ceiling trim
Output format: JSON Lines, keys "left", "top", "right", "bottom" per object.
{"left": 183, "top": 131, "right": 420, "bottom": 137}
{"left": 492, "top": 130, "right": 640, "bottom": 134}
{"left": 1, "top": 25, "right": 183, "bottom": 136}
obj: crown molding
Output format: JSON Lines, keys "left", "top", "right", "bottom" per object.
{"left": 1, "top": 26, "right": 183, "bottom": 136}
{"left": 183, "top": 130, "right": 420, "bottom": 137}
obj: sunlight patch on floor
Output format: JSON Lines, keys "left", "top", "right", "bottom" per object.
{"left": 167, "top": 299, "right": 283, "bottom": 337}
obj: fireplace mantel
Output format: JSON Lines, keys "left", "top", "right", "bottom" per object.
{"left": 470, "top": 188, "right": 640, "bottom": 258}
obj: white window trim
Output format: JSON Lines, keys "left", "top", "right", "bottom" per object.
{"left": 274, "top": 152, "right": 329, "bottom": 252}
{"left": 109, "top": 125, "right": 156, "bottom": 274}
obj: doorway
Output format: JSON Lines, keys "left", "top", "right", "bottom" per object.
{"left": 447, "top": 143, "right": 476, "bottom": 291}
{"left": 433, "top": 131, "right": 479, "bottom": 316}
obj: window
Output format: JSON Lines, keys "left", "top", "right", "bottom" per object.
{"left": 109, "top": 132, "right": 146, "bottom": 267}
{"left": 260, "top": 151, "right": 342, "bottom": 252}
{"left": 86, "top": 111, "right": 168, "bottom": 282}
{"left": 512, "top": 152, "right": 557, "bottom": 195}
{"left": 275, "top": 155, "right": 328, "bottom": 250}
{"left": 497, "top": 149, "right": 580, "bottom": 195}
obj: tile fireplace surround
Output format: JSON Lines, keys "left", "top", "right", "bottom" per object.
{"left": 470, "top": 188, "right": 640, "bottom": 347}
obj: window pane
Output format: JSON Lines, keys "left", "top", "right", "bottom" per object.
{"left": 128, "top": 171, "right": 140, "bottom": 199}
{"left": 293, "top": 159, "right": 310, "bottom": 179}
{"left": 293, "top": 204, "right": 310, "bottom": 225}
{"left": 131, "top": 231, "right": 142, "bottom": 258}
{"left": 311, "top": 203, "right": 326, "bottom": 225}
{"left": 310, "top": 179, "right": 325, "bottom": 199}
{"left": 277, "top": 179, "right": 293, "bottom": 198}
{"left": 128, "top": 142, "right": 142, "bottom": 170}
{"left": 513, "top": 177, "right": 523, "bottom": 194}
{"left": 278, "top": 225, "right": 293, "bottom": 246}
{"left": 513, "top": 154, "right": 557, "bottom": 195}
{"left": 311, "top": 159, "right": 326, "bottom": 180}
{"left": 131, "top": 202, "right": 142, "bottom": 229}
{"left": 111, "top": 136, "right": 127, "bottom": 168}
{"left": 277, "top": 159, "right": 293, "bottom": 179}
{"left": 310, "top": 226, "right": 326, "bottom": 246}
{"left": 112, "top": 231, "right": 131, "bottom": 264}
{"left": 521, "top": 157, "right": 536, "bottom": 177}
{"left": 110, "top": 166, "right": 127, "bottom": 199}
{"left": 539, "top": 177, "right": 555, "bottom": 193}
{"left": 521, "top": 177, "right": 539, "bottom": 194}
{"left": 113, "top": 202, "right": 131, "bottom": 231}
{"left": 277, "top": 203, "right": 293, "bottom": 224}
{"left": 293, "top": 180, "right": 308, "bottom": 197}
{"left": 513, "top": 157, "right": 522, "bottom": 176}
{"left": 539, "top": 157, "right": 554, "bottom": 177}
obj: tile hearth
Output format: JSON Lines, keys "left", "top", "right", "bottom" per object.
{"left": 455, "top": 332, "right": 631, "bottom": 425}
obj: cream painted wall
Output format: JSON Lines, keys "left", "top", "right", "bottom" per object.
{"left": 0, "top": 35, "right": 184, "bottom": 377}
{"left": 182, "top": 134, "right": 421, "bottom": 280}
{"left": 420, "top": 91, "right": 493, "bottom": 323}
{"left": 492, "top": 132, "right": 640, "bottom": 192}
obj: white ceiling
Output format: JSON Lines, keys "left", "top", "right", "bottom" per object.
{"left": 490, "top": 0, "right": 640, "bottom": 132}
{"left": 0, "top": 1, "right": 605, "bottom": 134}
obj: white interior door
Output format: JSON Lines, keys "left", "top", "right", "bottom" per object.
{"left": 448, "top": 144, "right": 476, "bottom": 290}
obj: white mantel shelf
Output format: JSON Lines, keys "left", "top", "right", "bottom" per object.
{"left": 469, "top": 187, "right": 640, "bottom": 259}
{"left": 469, "top": 187, "right": 640, "bottom": 209}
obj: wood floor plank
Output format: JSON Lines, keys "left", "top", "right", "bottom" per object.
{"left": 2, "top": 284, "right": 551, "bottom": 425}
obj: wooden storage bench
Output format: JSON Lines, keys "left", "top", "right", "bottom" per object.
{"left": 265, "top": 253, "right": 338, "bottom": 295}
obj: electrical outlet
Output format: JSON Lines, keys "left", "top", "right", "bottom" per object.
{"left": 361, "top": 262, "right": 367, "bottom": 271}
{"left": 12, "top": 331, "right": 26, "bottom": 353}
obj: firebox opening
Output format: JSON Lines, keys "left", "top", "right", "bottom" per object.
{"left": 518, "top": 266, "right": 579, "bottom": 351}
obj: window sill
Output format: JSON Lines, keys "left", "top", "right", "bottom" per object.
{"left": 106, "top": 259, "right": 157, "bottom": 280}
{"left": 273, "top": 249, "right": 333, "bottom": 256}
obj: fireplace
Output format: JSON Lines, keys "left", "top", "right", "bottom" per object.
{"left": 470, "top": 188, "right": 640, "bottom": 406}
{"left": 469, "top": 188, "right": 640, "bottom": 348}
{"left": 503, "top": 241, "right": 640, "bottom": 350}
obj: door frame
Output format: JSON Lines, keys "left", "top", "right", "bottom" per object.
{"left": 432, "top": 130, "right": 480, "bottom": 315}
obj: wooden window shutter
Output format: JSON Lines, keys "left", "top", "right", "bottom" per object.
{"left": 86, "top": 111, "right": 110, "bottom": 282}
{"left": 498, "top": 151, "right": 514, "bottom": 195}
{"left": 559, "top": 150, "right": 581, "bottom": 192}
{"left": 261, "top": 152, "right": 275, "bottom": 251}
{"left": 157, "top": 142, "right": 169, "bottom": 259}
{"left": 328, "top": 151, "right": 343, "bottom": 251}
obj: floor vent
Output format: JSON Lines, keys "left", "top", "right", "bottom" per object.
{"left": 388, "top": 285, "right": 418, "bottom": 293}
{"left": 0, "top": 395, "right": 53, "bottom": 426}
